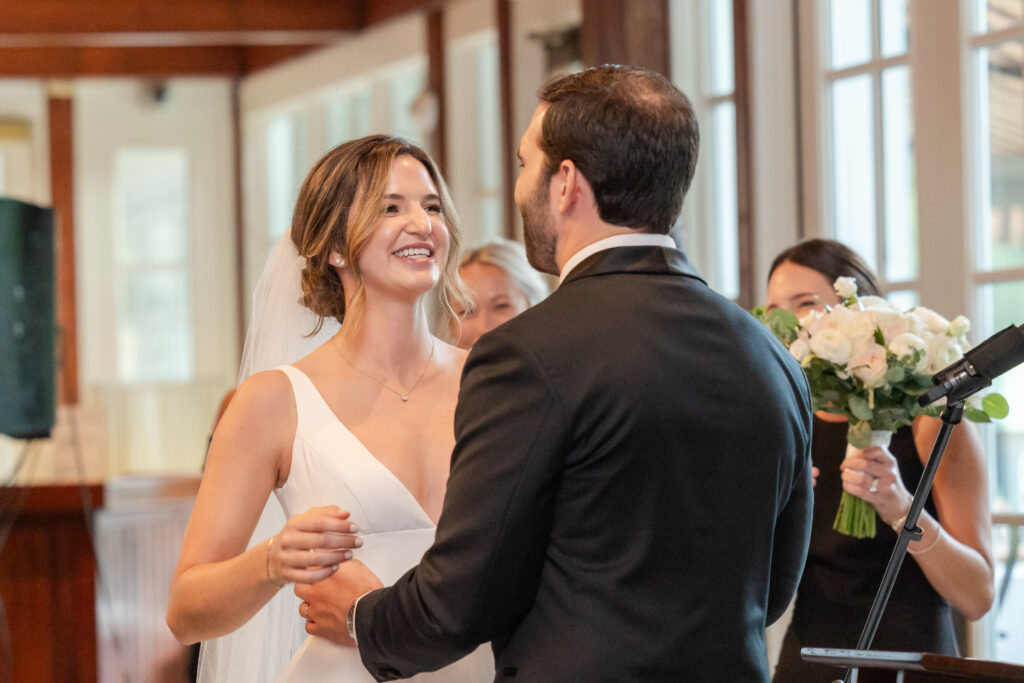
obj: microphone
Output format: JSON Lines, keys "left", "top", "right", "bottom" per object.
{"left": 919, "top": 324, "right": 1024, "bottom": 407}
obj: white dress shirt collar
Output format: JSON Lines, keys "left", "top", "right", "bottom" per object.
{"left": 558, "top": 233, "right": 677, "bottom": 284}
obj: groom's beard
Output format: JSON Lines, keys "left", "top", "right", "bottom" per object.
{"left": 520, "top": 180, "right": 558, "bottom": 276}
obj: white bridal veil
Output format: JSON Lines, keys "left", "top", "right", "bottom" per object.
{"left": 197, "top": 231, "right": 340, "bottom": 682}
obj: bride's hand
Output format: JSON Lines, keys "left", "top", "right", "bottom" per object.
{"left": 267, "top": 506, "right": 362, "bottom": 585}
{"left": 840, "top": 446, "right": 912, "bottom": 526}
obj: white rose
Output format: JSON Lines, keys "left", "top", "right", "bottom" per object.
{"left": 834, "top": 276, "right": 858, "bottom": 300}
{"left": 888, "top": 332, "right": 928, "bottom": 371}
{"left": 925, "top": 334, "right": 964, "bottom": 375}
{"left": 803, "top": 310, "right": 834, "bottom": 335}
{"left": 948, "top": 315, "right": 970, "bottom": 338}
{"left": 830, "top": 306, "right": 877, "bottom": 350}
{"left": 872, "top": 309, "right": 909, "bottom": 343}
{"left": 809, "top": 328, "right": 853, "bottom": 366}
{"left": 911, "top": 306, "right": 951, "bottom": 335}
{"left": 789, "top": 338, "right": 812, "bottom": 363}
{"left": 850, "top": 343, "right": 889, "bottom": 388}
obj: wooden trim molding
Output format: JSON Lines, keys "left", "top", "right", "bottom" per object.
{"left": 426, "top": 9, "right": 448, "bottom": 172}
{"left": 48, "top": 87, "right": 78, "bottom": 405}
{"left": 733, "top": 0, "right": 755, "bottom": 309}
{"left": 497, "top": 0, "right": 516, "bottom": 239}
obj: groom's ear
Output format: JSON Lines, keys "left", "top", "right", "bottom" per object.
{"left": 556, "top": 160, "right": 595, "bottom": 216}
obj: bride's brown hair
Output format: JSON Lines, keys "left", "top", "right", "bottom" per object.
{"left": 290, "top": 135, "right": 471, "bottom": 333}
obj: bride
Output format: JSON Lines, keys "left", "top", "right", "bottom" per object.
{"left": 167, "top": 135, "right": 494, "bottom": 681}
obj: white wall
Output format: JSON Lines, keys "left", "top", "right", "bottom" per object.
{"left": 0, "top": 80, "right": 51, "bottom": 205}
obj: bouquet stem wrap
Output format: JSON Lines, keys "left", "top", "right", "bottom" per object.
{"left": 833, "top": 429, "right": 892, "bottom": 539}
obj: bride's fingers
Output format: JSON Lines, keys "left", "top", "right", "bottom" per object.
{"left": 279, "top": 547, "right": 354, "bottom": 570}
{"left": 281, "top": 529, "right": 363, "bottom": 553}
{"left": 281, "top": 564, "right": 341, "bottom": 585}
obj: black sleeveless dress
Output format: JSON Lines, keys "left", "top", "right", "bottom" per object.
{"left": 772, "top": 417, "right": 957, "bottom": 682}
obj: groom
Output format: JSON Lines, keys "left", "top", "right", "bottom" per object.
{"left": 297, "top": 65, "right": 813, "bottom": 681}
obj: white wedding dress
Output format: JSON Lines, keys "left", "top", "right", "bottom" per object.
{"left": 198, "top": 365, "right": 493, "bottom": 682}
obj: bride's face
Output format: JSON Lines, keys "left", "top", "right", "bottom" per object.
{"left": 350, "top": 155, "right": 450, "bottom": 300}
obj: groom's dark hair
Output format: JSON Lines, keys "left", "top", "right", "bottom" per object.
{"left": 537, "top": 65, "right": 699, "bottom": 235}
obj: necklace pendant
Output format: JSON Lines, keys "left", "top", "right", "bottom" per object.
{"left": 401, "top": 394, "right": 409, "bottom": 402}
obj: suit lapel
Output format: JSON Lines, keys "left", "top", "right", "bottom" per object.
{"left": 560, "top": 246, "right": 707, "bottom": 287}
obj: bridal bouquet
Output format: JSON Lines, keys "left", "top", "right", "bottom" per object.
{"left": 752, "top": 277, "right": 1008, "bottom": 538}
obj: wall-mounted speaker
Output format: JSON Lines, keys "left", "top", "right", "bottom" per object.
{"left": 0, "top": 197, "right": 55, "bottom": 439}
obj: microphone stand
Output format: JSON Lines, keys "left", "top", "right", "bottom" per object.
{"left": 839, "top": 399, "right": 965, "bottom": 683}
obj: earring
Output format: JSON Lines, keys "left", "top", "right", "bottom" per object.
{"left": 335, "top": 258, "right": 346, "bottom": 267}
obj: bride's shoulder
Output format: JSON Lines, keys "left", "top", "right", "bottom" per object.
{"left": 231, "top": 369, "right": 297, "bottom": 420}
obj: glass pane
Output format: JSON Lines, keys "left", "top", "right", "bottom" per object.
{"left": 117, "top": 270, "right": 193, "bottom": 382}
{"left": 977, "top": 41, "right": 1024, "bottom": 271}
{"left": 708, "top": 0, "right": 734, "bottom": 95}
{"left": 829, "top": 0, "right": 872, "bottom": 69}
{"left": 712, "top": 101, "right": 739, "bottom": 299}
{"left": 324, "top": 96, "right": 352, "bottom": 148}
{"left": 390, "top": 68, "right": 427, "bottom": 148}
{"left": 830, "top": 74, "right": 877, "bottom": 269}
{"left": 266, "top": 113, "right": 306, "bottom": 240}
{"left": 881, "top": 66, "right": 918, "bottom": 281}
{"left": 886, "top": 289, "right": 919, "bottom": 311}
{"left": 476, "top": 44, "right": 502, "bottom": 192}
{"left": 992, "top": 523, "right": 1024, "bottom": 663}
{"left": 978, "top": 280, "right": 1024, "bottom": 515}
{"left": 972, "top": 0, "right": 1024, "bottom": 33}
{"left": 478, "top": 197, "right": 503, "bottom": 245}
{"left": 115, "top": 149, "right": 189, "bottom": 264}
{"left": 880, "top": 0, "right": 909, "bottom": 57}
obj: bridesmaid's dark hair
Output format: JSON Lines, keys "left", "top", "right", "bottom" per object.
{"left": 769, "top": 238, "right": 884, "bottom": 297}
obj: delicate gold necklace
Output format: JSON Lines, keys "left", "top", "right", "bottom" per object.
{"left": 333, "top": 338, "right": 436, "bottom": 402}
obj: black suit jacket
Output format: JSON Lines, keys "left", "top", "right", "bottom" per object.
{"left": 356, "top": 246, "right": 813, "bottom": 682}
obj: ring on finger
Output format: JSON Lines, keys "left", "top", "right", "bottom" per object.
{"left": 869, "top": 478, "right": 879, "bottom": 494}
{"left": 302, "top": 601, "right": 311, "bottom": 620}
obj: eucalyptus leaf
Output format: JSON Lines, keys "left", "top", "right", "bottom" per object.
{"left": 963, "top": 407, "right": 991, "bottom": 423}
{"left": 848, "top": 394, "right": 874, "bottom": 421}
{"left": 982, "top": 393, "right": 1010, "bottom": 420}
{"left": 885, "top": 366, "right": 905, "bottom": 384}
{"left": 847, "top": 420, "right": 873, "bottom": 449}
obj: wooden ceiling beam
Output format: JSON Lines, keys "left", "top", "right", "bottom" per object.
{"left": 0, "top": 0, "right": 362, "bottom": 35}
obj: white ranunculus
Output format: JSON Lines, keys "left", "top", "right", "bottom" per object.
{"left": 925, "top": 334, "right": 964, "bottom": 375}
{"left": 831, "top": 306, "right": 877, "bottom": 350}
{"left": 872, "top": 309, "right": 909, "bottom": 343}
{"left": 911, "top": 306, "right": 951, "bottom": 335}
{"left": 789, "top": 338, "right": 812, "bottom": 363}
{"left": 948, "top": 315, "right": 970, "bottom": 338}
{"left": 809, "top": 328, "right": 853, "bottom": 365}
{"left": 834, "top": 276, "right": 859, "bottom": 300}
{"left": 888, "top": 332, "right": 928, "bottom": 370}
{"left": 850, "top": 343, "right": 889, "bottom": 388}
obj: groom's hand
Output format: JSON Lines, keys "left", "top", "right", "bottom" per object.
{"left": 295, "top": 559, "right": 383, "bottom": 647}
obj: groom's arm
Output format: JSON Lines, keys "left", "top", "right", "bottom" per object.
{"left": 355, "top": 328, "right": 566, "bottom": 680}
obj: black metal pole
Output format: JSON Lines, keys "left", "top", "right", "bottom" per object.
{"left": 840, "top": 400, "right": 965, "bottom": 683}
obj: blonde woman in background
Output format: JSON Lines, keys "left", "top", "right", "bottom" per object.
{"left": 450, "top": 237, "right": 550, "bottom": 349}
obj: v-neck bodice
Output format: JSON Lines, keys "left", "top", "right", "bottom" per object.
{"left": 275, "top": 365, "right": 435, "bottom": 539}
{"left": 272, "top": 366, "right": 493, "bottom": 682}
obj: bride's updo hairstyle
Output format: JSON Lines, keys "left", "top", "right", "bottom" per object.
{"left": 290, "top": 134, "right": 471, "bottom": 333}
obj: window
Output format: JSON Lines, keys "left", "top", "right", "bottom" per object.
{"left": 670, "top": 0, "right": 740, "bottom": 299}
{"left": 822, "top": 0, "right": 916, "bottom": 292}
{"left": 113, "top": 149, "right": 193, "bottom": 383}
{"left": 447, "top": 32, "right": 504, "bottom": 246}
{"left": 969, "top": 1, "right": 1024, "bottom": 662}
